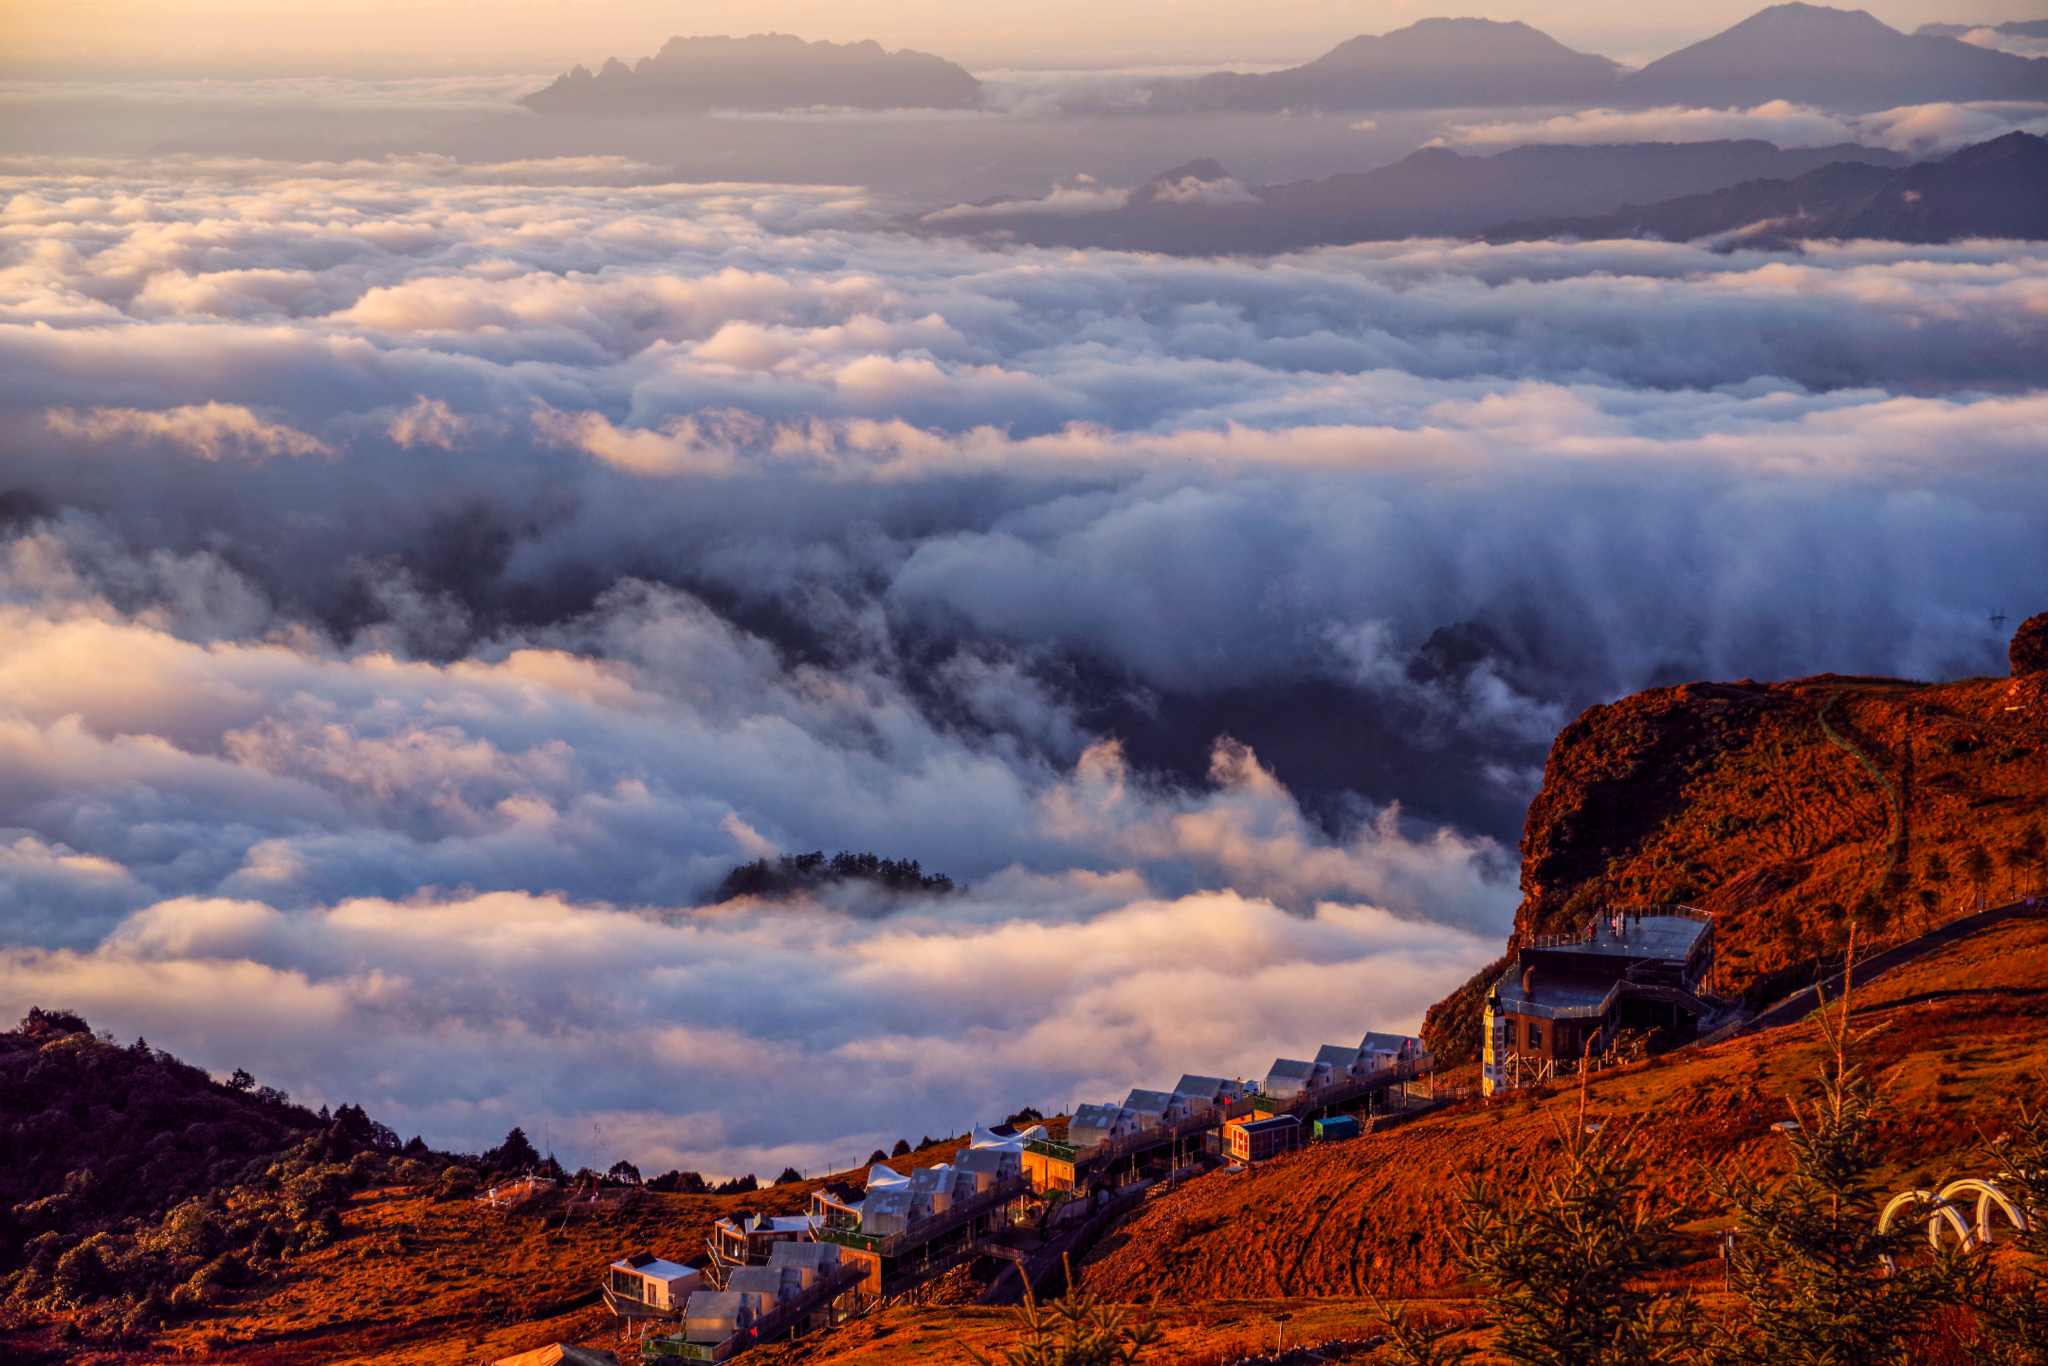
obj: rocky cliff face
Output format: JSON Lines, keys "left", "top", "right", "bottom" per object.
{"left": 1424, "top": 649, "right": 2048, "bottom": 1066}
{"left": 521, "top": 34, "right": 983, "bottom": 114}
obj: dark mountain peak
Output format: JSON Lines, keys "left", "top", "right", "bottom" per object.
{"left": 1715, "top": 3, "right": 1898, "bottom": 38}
{"left": 646, "top": 32, "right": 898, "bottom": 66}
{"left": 1942, "top": 128, "right": 2048, "bottom": 167}
{"left": 522, "top": 32, "right": 983, "bottom": 114}
{"left": 1394, "top": 144, "right": 1472, "bottom": 167}
{"left": 1159, "top": 14, "right": 1618, "bottom": 111}
{"left": 1312, "top": 16, "right": 1620, "bottom": 70}
{"left": 1625, "top": 3, "right": 2048, "bottom": 110}
{"left": 1151, "top": 159, "right": 1234, "bottom": 184}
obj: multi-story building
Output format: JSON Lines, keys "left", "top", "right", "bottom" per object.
{"left": 1481, "top": 906, "right": 1718, "bottom": 1096}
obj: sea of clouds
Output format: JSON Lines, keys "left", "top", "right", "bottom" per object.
{"left": 0, "top": 158, "right": 2044, "bottom": 1176}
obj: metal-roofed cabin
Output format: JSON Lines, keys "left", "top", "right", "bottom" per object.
{"left": 1314, "top": 1043, "right": 1364, "bottom": 1080}
{"left": 1358, "top": 1032, "right": 1423, "bottom": 1068}
{"left": 1172, "top": 1075, "right": 1248, "bottom": 1113}
{"left": 1226, "top": 1114, "right": 1302, "bottom": 1163}
{"left": 1261, "top": 1057, "right": 1325, "bottom": 1101}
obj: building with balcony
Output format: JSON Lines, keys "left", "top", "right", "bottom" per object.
{"left": 709, "top": 1212, "right": 815, "bottom": 1269}
{"left": 1481, "top": 906, "right": 1718, "bottom": 1096}
{"left": 767, "top": 1239, "right": 842, "bottom": 1288}
{"left": 605, "top": 1254, "right": 701, "bottom": 1313}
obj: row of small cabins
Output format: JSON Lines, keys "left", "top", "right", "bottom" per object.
{"left": 550, "top": 908, "right": 1725, "bottom": 1363}
{"left": 1064, "top": 1031, "right": 1425, "bottom": 1157}
{"left": 597, "top": 1029, "right": 1429, "bottom": 1360}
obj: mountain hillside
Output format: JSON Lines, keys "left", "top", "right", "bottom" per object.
{"left": 1423, "top": 626, "right": 2048, "bottom": 1070}
{"left": 1483, "top": 158, "right": 1898, "bottom": 245}
{"left": 1488, "top": 131, "right": 2048, "bottom": 247}
{"left": 0, "top": 1023, "right": 1015, "bottom": 1366}
{"left": 1482, "top": 132, "right": 2039, "bottom": 246}
{"left": 521, "top": 34, "right": 983, "bottom": 114}
{"left": 922, "top": 139, "right": 1903, "bottom": 254}
{"left": 1072, "top": 906, "right": 2048, "bottom": 1308}
{"left": 1154, "top": 17, "right": 1620, "bottom": 111}
{"left": 1822, "top": 130, "right": 2048, "bottom": 242}
{"left": 1621, "top": 3, "right": 2048, "bottom": 110}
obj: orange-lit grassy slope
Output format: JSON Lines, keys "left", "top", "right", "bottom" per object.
{"left": 749, "top": 1297, "right": 1398, "bottom": 1366}
{"left": 142, "top": 1183, "right": 810, "bottom": 1366}
{"left": 1427, "top": 670, "right": 2048, "bottom": 1062}
{"left": 26, "top": 1127, "right": 1062, "bottom": 1366}
{"left": 1077, "top": 903, "right": 2048, "bottom": 1308}
{"left": 443, "top": 906, "right": 2048, "bottom": 1366}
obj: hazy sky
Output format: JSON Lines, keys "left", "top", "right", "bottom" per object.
{"left": 7, "top": 0, "right": 2040, "bottom": 76}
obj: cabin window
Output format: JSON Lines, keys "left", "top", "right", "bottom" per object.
{"left": 1525, "top": 1021, "right": 1543, "bottom": 1050}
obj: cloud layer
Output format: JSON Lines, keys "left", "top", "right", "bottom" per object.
{"left": 0, "top": 158, "right": 2043, "bottom": 1172}
{"left": 1438, "top": 99, "right": 2048, "bottom": 157}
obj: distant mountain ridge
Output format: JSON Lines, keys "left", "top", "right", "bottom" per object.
{"left": 1150, "top": 17, "right": 1621, "bottom": 111}
{"left": 515, "top": 9, "right": 2048, "bottom": 120}
{"left": 1140, "top": 4, "right": 2047, "bottom": 113}
{"left": 921, "top": 140, "right": 1907, "bottom": 255}
{"left": 521, "top": 33, "right": 982, "bottom": 114}
{"left": 1485, "top": 132, "right": 2048, "bottom": 248}
{"left": 1618, "top": 3, "right": 2048, "bottom": 111}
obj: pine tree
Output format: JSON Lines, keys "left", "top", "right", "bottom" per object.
{"left": 1963, "top": 846, "right": 1995, "bottom": 909}
{"left": 1709, "top": 945, "right": 1964, "bottom": 1366}
{"left": 966, "top": 1256, "right": 1160, "bottom": 1366}
{"left": 1391, "top": 1068, "right": 1698, "bottom": 1366}
{"left": 2007, "top": 822, "right": 2046, "bottom": 900}
{"left": 482, "top": 1126, "right": 541, "bottom": 1172}
{"left": 1955, "top": 1104, "right": 2048, "bottom": 1364}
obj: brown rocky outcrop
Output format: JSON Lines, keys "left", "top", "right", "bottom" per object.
{"left": 2013, "top": 611, "right": 2048, "bottom": 676}
{"left": 1423, "top": 671, "right": 2048, "bottom": 1067}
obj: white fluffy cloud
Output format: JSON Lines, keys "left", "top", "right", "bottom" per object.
{"left": 0, "top": 158, "right": 2042, "bottom": 1173}
{"left": 46, "top": 402, "right": 333, "bottom": 460}
{"left": 0, "top": 533, "right": 1507, "bottom": 1170}
{"left": 1438, "top": 99, "right": 2048, "bottom": 157}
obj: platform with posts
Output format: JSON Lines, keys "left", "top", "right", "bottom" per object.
{"left": 1031, "top": 1053, "right": 1435, "bottom": 1192}
{"left": 645, "top": 1261, "right": 866, "bottom": 1361}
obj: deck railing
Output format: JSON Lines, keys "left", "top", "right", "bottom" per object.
{"left": 819, "top": 1176, "right": 1029, "bottom": 1260}
{"left": 1525, "top": 907, "right": 1709, "bottom": 950}
{"left": 646, "top": 1261, "right": 866, "bottom": 1360}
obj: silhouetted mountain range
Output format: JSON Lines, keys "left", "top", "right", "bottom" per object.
{"left": 516, "top": 8, "right": 2048, "bottom": 120}
{"left": 1618, "top": 4, "right": 2048, "bottom": 112}
{"left": 1142, "top": 5, "right": 2047, "bottom": 114}
{"left": 520, "top": 33, "right": 982, "bottom": 114}
{"left": 921, "top": 140, "right": 1907, "bottom": 255}
{"left": 1150, "top": 18, "right": 1621, "bottom": 111}
{"left": 1484, "top": 132, "right": 2048, "bottom": 248}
